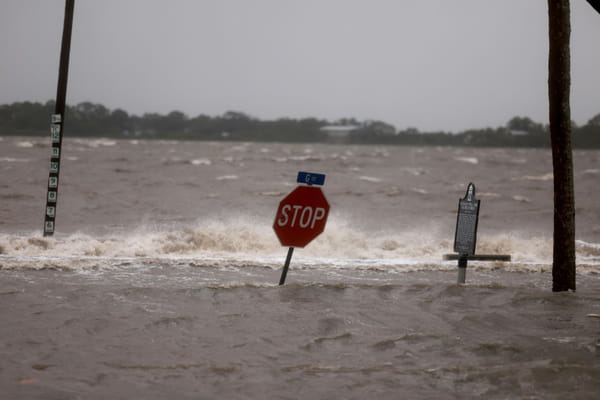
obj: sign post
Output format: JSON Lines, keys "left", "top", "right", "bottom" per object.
{"left": 273, "top": 172, "right": 329, "bottom": 285}
{"left": 43, "top": 0, "right": 75, "bottom": 236}
{"left": 278, "top": 247, "right": 295, "bottom": 286}
{"left": 453, "top": 183, "right": 480, "bottom": 284}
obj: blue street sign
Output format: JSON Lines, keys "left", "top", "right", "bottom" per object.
{"left": 297, "top": 171, "right": 326, "bottom": 186}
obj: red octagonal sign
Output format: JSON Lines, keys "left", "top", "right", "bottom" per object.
{"left": 273, "top": 186, "right": 330, "bottom": 248}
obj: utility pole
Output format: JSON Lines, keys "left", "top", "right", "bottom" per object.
{"left": 548, "top": 0, "right": 576, "bottom": 291}
{"left": 44, "top": 0, "right": 75, "bottom": 236}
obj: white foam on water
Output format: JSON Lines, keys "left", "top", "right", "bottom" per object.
{"left": 455, "top": 157, "right": 479, "bottom": 164}
{"left": 515, "top": 173, "right": 554, "bottom": 181}
{"left": 15, "top": 141, "right": 34, "bottom": 148}
{"left": 80, "top": 138, "right": 118, "bottom": 148}
{"left": 411, "top": 188, "right": 429, "bottom": 195}
{"left": 478, "top": 192, "right": 501, "bottom": 198}
{"left": 358, "top": 176, "right": 383, "bottom": 183}
{"left": 190, "top": 158, "right": 212, "bottom": 166}
{"left": 512, "top": 195, "right": 531, "bottom": 203}
{"left": 1, "top": 216, "right": 597, "bottom": 273}
{"left": 215, "top": 175, "right": 239, "bottom": 181}
{"left": 0, "top": 157, "right": 30, "bottom": 162}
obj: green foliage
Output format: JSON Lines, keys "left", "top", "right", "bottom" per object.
{"left": 0, "top": 101, "right": 54, "bottom": 135}
{"left": 1, "top": 100, "right": 599, "bottom": 148}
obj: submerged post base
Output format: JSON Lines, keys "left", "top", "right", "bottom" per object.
{"left": 457, "top": 255, "right": 468, "bottom": 284}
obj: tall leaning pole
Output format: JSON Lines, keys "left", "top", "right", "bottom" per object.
{"left": 43, "top": 0, "right": 75, "bottom": 237}
{"left": 547, "top": 0, "right": 576, "bottom": 291}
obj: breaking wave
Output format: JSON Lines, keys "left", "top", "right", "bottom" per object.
{"left": 1, "top": 217, "right": 599, "bottom": 273}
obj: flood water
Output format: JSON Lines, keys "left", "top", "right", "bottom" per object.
{"left": 1, "top": 136, "right": 599, "bottom": 399}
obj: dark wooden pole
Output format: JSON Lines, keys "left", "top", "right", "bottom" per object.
{"left": 44, "top": 0, "right": 75, "bottom": 236}
{"left": 548, "top": 0, "right": 576, "bottom": 291}
{"left": 55, "top": 0, "right": 74, "bottom": 117}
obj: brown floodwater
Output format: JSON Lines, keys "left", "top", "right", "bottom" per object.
{"left": 1, "top": 137, "right": 599, "bottom": 399}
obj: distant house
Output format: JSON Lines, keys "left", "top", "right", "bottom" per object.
{"left": 319, "top": 125, "right": 360, "bottom": 139}
{"left": 509, "top": 129, "right": 529, "bottom": 136}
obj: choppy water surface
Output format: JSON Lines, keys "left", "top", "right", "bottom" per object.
{"left": 1, "top": 137, "right": 599, "bottom": 399}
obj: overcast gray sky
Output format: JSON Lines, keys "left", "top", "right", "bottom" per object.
{"left": 1, "top": 0, "right": 599, "bottom": 132}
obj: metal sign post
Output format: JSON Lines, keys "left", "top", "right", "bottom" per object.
{"left": 278, "top": 247, "right": 295, "bottom": 286}
{"left": 43, "top": 0, "right": 75, "bottom": 236}
{"left": 453, "top": 183, "right": 480, "bottom": 283}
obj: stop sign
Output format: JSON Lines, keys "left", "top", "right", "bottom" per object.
{"left": 273, "top": 185, "right": 330, "bottom": 247}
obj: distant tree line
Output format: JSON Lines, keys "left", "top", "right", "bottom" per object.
{"left": 1, "top": 100, "right": 599, "bottom": 148}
